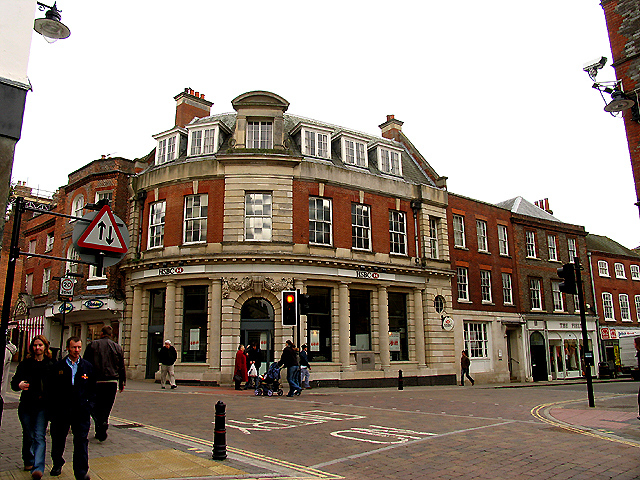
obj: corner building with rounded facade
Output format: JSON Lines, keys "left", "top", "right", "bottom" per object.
{"left": 123, "top": 89, "right": 456, "bottom": 385}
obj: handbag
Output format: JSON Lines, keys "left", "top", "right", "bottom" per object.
{"left": 248, "top": 364, "right": 257, "bottom": 377}
{"left": 233, "top": 374, "right": 242, "bottom": 382}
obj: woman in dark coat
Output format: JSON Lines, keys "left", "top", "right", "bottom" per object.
{"left": 234, "top": 344, "right": 248, "bottom": 390}
{"left": 11, "top": 335, "right": 54, "bottom": 479}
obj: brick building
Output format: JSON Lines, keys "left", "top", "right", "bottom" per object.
{"left": 121, "top": 89, "right": 455, "bottom": 386}
{"left": 601, "top": 0, "right": 640, "bottom": 219}
{"left": 586, "top": 234, "right": 640, "bottom": 370}
{"left": 16, "top": 157, "right": 142, "bottom": 357}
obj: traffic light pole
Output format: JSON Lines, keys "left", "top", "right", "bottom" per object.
{"left": 574, "top": 256, "right": 595, "bottom": 408}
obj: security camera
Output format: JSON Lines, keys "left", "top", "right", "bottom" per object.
{"left": 583, "top": 56, "right": 607, "bottom": 79}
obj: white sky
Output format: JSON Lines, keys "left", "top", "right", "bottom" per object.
{"left": 13, "top": 0, "right": 640, "bottom": 249}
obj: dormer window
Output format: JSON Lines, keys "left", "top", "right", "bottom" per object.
{"left": 369, "top": 142, "right": 403, "bottom": 176}
{"left": 292, "top": 123, "right": 333, "bottom": 160}
{"left": 153, "top": 127, "right": 187, "bottom": 165}
{"left": 345, "top": 139, "right": 366, "bottom": 166}
{"left": 247, "top": 121, "right": 273, "bottom": 149}
{"left": 189, "top": 127, "right": 217, "bottom": 155}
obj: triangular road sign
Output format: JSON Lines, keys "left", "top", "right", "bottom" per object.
{"left": 77, "top": 205, "right": 127, "bottom": 253}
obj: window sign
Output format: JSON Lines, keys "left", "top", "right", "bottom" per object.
{"left": 190, "top": 328, "right": 200, "bottom": 350}
{"left": 310, "top": 330, "right": 321, "bottom": 352}
{"left": 389, "top": 332, "right": 400, "bottom": 351}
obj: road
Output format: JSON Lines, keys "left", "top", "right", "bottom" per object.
{"left": 2, "top": 380, "right": 640, "bottom": 479}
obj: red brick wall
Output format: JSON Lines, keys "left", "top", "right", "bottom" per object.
{"left": 590, "top": 251, "right": 640, "bottom": 324}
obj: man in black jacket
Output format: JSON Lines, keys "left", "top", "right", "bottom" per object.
{"left": 277, "top": 340, "right": 301, "bottom": 397}
{"left": 158, "top": 340, "right": 177, "bottom": 389}
{"left": 48, "top": 336, "right": 96, "bottom": 479}
{"left": 84, "top": 325, "right": 125, "bottom": 441}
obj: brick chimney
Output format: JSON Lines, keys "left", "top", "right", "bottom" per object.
{"left": 379, "top": 114, "right": 404, "bottom": 142}
{"left": 174, "top": 88, "right": 214, "bottom": 128}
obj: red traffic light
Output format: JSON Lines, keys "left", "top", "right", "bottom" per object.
{"left": 285, "top": 293, "right": 295, "bottom": 304}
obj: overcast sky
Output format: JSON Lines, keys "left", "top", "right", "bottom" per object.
{"left": 13, "top": 1, "right": 640, "bottom": 249}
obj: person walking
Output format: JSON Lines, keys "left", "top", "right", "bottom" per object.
{"left": 278, "top": 340, "right": 301, "bottom": 397}
{"left": 460, "top": 350, "right": 475, "bottom": 386}
{"left": 158, "top": 340, "right": 177, "bottom": 389}
{"left": 83, "top": 325, "right": 125, "bottom": 441}
{"left": 1, "top": 338, "right": 17, "bottom": 426}
{"left": 299, "top": 344, "right": 311, "bottom": 389}
{"left": 47, "top": 336, "right": 96, "bottom": 480}
{"left": 245, "top": 342, "right": 262, "bottom": 389}
{"left": 11, "top": 335, "right": 54, "bottom": 479}
{"left": 234, "top": 345, "right": 247, "bottom": 390}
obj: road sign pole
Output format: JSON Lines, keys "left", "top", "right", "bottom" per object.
{"left": 575, "top": 256, "right": 595, "bottom": 408}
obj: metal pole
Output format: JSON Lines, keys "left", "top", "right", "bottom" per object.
{"left": 212, "top": 400, "right": 227, "bottom": 460}
{"left": 0, "top": 197, "right": 25, "bottom": 421}
{"left": 58, "top": 301, "right": 66, "bottom": 360}
{"left": 575, "top": 256, "right": 595, "bottom": 408}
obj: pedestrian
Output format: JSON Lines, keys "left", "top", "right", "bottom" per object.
{"left": 1, "top": 338, "right": 17, "bottom": 426}
{"left": 10, "top": 335, "right": 54, "bottom": 479}
{"left": 47, "top": 336, "right": 95, "bottom": 480}
{"left": 83, "top": 325, "right": 126, "bottom": 441}
{"left": 234, "top": 344, "right": 247, "bottom": 390}
{"left": 158, "top": 340, "right": 177, "bottom": 389}
{"left": 245, "top": 342, "right": 262, "bottom": 389}
{"left": 278, "top": 340, "right": 301, "bottom": 397}
{"left": 635, "top": 337, "right": 640, "bottom": 420}
{"left": 299, "top": 344, "right": 311, "bottom": 389}
{"left": 460, "top": 350, "right": 475, "bottom": 386}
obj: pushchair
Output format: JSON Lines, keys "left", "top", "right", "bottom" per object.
{"left": 254, "top": 362, "right": 284, "bottom": 396}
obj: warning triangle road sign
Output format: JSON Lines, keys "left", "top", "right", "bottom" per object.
{"left": 77, "top": 205, "right": 127, "bottom": 253}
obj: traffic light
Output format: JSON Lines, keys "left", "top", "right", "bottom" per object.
{"left": 299, "top": 293, "right": 311, "bottom": 315}
{"left": 557, "top": 263, "right": 577, "bottom": 294}
{"left": 282, "top": 290, "right": 298, "bottom": 326}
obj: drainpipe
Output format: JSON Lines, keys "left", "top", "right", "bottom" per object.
{"left": 410, "top": 199, "right": 422, "bottom": 266}
{"left": 135, "top": 190, "right": 147, "bottom": 260}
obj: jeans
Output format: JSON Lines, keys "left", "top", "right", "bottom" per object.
{"left": 286, "top": 366, "right": 301, "bottom": 395}
{"left": 461, "top": 367, "right": 474, "bottom": 386}
{"left": 300, "top": 367, "right": 310, "bottom": 388}
{"left": 18, "top": 408, "right": 47, "bottom": 473}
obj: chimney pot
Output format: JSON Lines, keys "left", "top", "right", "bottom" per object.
{"left": 194, "top": 91, "right": 199, "bottom": 97}
{"left": 387, "top": 115, "right": 394, "bottom": 121}
{"left": 201, "top": 94, "right": 205, "bottom": 99}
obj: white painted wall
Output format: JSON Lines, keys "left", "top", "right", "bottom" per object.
{"left": 0, "top": 0, "right": 36, "bottom": 85}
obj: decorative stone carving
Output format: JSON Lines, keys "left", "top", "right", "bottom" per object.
{"left": 221, "top": 276, "right": 293, "bottom": 298}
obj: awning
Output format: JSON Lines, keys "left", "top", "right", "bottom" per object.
{"left": 17, "top": 316, "right": 45, "bottom": 343}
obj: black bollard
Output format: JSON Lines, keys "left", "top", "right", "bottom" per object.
{"left": 398, "top": 369, "right": 404, "bottom": 390}
{"left": 212, "top": 400, "right": 227, "bottom": 460}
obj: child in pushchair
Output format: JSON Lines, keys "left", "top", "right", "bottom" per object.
{"left": 254, "top": 362, "right": 284, "bottom": 396}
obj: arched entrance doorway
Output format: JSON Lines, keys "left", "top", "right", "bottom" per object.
{"left": 529, "top": 331, "right": 548, "bottom": 381}
{"left": 240, "top": 297, "right": 275, "bottom": 375}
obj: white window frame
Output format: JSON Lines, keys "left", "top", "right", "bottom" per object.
{"left": 529, "top": 278, "right": 542, "bottom": 310}
{"left": 631, "top": 265, "right": 640, "bottom": 281}
{"left": 25, "top": 273, "right": 33, "bottom": 296}
{"left": 498, "top": 224, "right": 509, "bottom": 256}
{"left": 72, "top": 194, "right": 84, "bottom": 221}
{"left": 480, "top": 270, "right": 492, "bottom": 303}
{"left": 567, "top": 238, "right": 577, "bottom": 262}
{"left": 464, "top": 322, "right": 489, "bottom": 359}
{"left": 502, "top": 272, "right": 513, "bottom": 305}
{"left": 245, "top": 192, "right": 272, "bottom": 241}
{"left": 28, "top": 239, "right": 36, "bottom": 254}
{"left": 309, "top": 197, "right": 332, "bottom": 246}
{"left": 148, "top": 200, "right": 166, "bottom": 249}
{"left": 457, "top": 267, "right": 469, "bottom": 301}
{"left": 526, "top": 231, "right": 537, "bottom": 258}
{"left": 157, "top": 135, "right": 177, "bottom": 164}
{"left": 620, "top": 294, "right": 631, "bottom": 321}
{"left": 42, "top": 268, "right": 51, "bottom": 295}
{"left": 378, "top": 146, "right": 403, "bottom": 176}
{"left": 552, "top": 281, "right": 564, "bottom": 312}
{"left": 184, "top": 194, "right": 208, "bottom": 244}
{"left": 89, "top": 264, "right": 107, "bottom": 280}
{"left": 615, "top": 262, "right": 626, "bottom": 279}
{"left": 187, "top": 124, "right": 219, "bottom": 156}
{"left": 389, "top": 210, "right": 407, "bottom": 255}
{"left": 351, "top": 203, "right": 371, "bottom": 251}
{"left": 66, "top": 246, "right": 79, "bottom": 274}
{"left": 598, "top": 260, "right": 610, "bottom": 277}
{"left": 453, "top": 214, "right": 466, "bottom": 248}
{"left": 45, "top": 232, "right": 54, "bottom": 252}
{"left": 340, "top": 134, "right": 368, "bottom": 167}
{"left": 635, "top": 295, "right": 640, "bottom": 321}
{"left": 301, "top": 127, "right": 331, "bottom": 159}
{"left": 602, "top": 292, "right": 614, "bottom": 320}
{"left": 547, "top": 235, "right": 558, "bottom": 261}
{"left": 429, "top": 217, "right": 439, "bottom": 259}
{"left": 247, "top": 121, "right": 273, "bottom": 149}
{"left": 95, "top": 190, "right": 113, "bottom": 204}
{"left": 476, "top": 220, "right": 488, "bottom": 252}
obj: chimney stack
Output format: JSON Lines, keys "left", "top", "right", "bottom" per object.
{"left": 174, "top": 87, "right": 214, "bottom": 128}
{"left": 379, "top": 114, "right": 404, "bottom": 142}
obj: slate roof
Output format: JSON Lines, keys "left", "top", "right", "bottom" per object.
{"left": 586, "top": 234, "right": 640, "bottom": 257}
{"left": 495, "top": 196, "right": 562, "bottom": 222}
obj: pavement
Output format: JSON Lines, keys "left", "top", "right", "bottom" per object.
{"left": 1, "top": 369, "right": 640, "bottom": 480}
